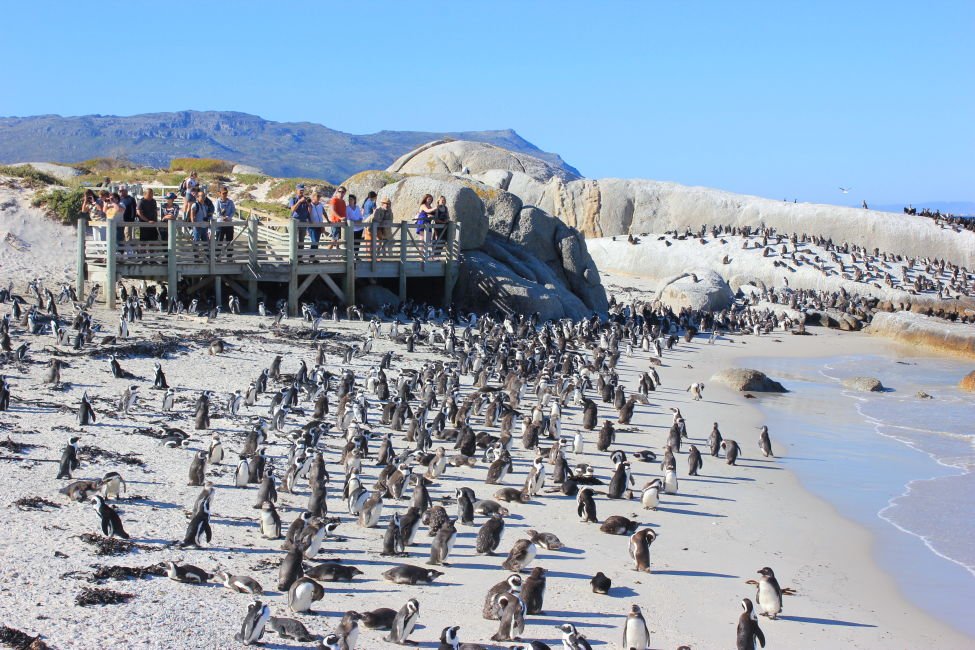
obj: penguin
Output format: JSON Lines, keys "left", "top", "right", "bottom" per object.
{"left": 722, "top": 439, "right": 742, "bottom": 465}
{"left": 754, "top": 566, "right": 784, "bottom": 619}
{"left": 78, "top": 392, "right": 96, "bottom": 426}
{"left": 600, "top": 515, "right": 639, "bottom": 536}
{"left": 521, "top": 566, "right": 547, "bottom": 615}
{"left": 381, "top": 564, "right": 443, "bottom": 585}
{"left": 501, "top": 538, "right": 537, "bottom": 572}
{"left": 214, "top": 570, "right": 264, "bottom": 595}
{"left": 305, "top": 562, "right": 364, "bottom": 583}
{"left": 336, "top": 610, "right": 361, "bottom": 650}
{"left": 91, "top": 495, "right": 128, "bottom": 539}
{"left": 526, "top": 529, "right": 562, "bottom": 551}
{"left": 187, "top": 450, "right": 207, "bottom": 486}
{"left": 428, "top": 517, "right": 458, "bottom": 566}
{"left": 235, "top": 599, "right": 271, "bottom": 646}
{"left": 266, "top": 616, "right": 317, "bottom": 642}
{"left": 358, "top": 486, "right": 384, "bottom": 528}
{"left": 259, "top": 501, "right": 282, "bottom": 540}
{"left": 234, "top": 455, "right": 251, "bottom": 488}
{"left": 581, "top": 398, "right": 597, "bottom": 431}
{"left": 438, "top": 625, "right": 488, "bottom": 650}
{"left": 607, "top": 460, "right": 634, "bottom": 499}
{"left": 687, "top": 444, "right": 703, "bottom": 476}
{"left": 663, "top": 466, "right": 678, "bottom": 494}
{"left": 622, "top": 603, "right": 651, "bottom": 650}
{"left": 182, "top": 496, "right": 212, "bottom": 548}
{"left": 56, "top": 436, "right": 81, "bottom": 479}
{"left": 153, "top": 362, "right": 168, "bottom": 389}
{"left": 382, "top": 512, "right": 406, "bottom": 557}
{"left": 590, "top": 571, "right": 612, "bottom": 594}
{"left": 708, "top": 422, "right": 723, "bottom": 457}
{"left": 640, "top": 478, "right": 662, "bottom": 510}
{"left": 358, "top": 607, "right": 398, "bottom": 630}
{"left": 596, "top": 420, "right": 615, "bottom": 452}
{"left": 164, "top": 561, "right": 211, "bottom": 583}
{"left": 386, "top": 598, "right": 420, "bottom": 645}
{"left": 253, "top": 469, "right": 277, "bottom": 508}
{"left": 95, "top": 471, "right": 125, "bottom": 500}
{"left": 483, "top": 573, "right": 523, "bottom": 620}
{"left": 475, "top": 513, "right": 505, "bottom": 555}
{"left": 628, "top": 528, "right": 656, "bottom": 572}
{"left": 400, "top": 506, "right": 423, "bottom": 546}
{"left": 556, "top": 623, "right": 593, "bottom": 650}
{"left": 687, "top": 382, "right": 705, "bottom": 400}
{"left": 277, "top": 546, "right": 305, "bottom": 591}
{"left": 491, "top": 595, "right": 526, "bottom": 642}
{"left": 207, "top": 435, "right": 224, "bottom": 464}
{"left": 486, "top": 450, "right": 512, "bottom": 484}
{"left": 287, "top": 576, "right": 325, "bottom": 614}
{"left": 758, "top": 426, "right": 774, "bottom": 458}
{"left": 161, "top": 388, "right": 175, "bottom": 412}
{"left": 456, "top": 487, "right": 476, "bottom": 525}
{"left": 736, "top": 598, "right": 766, "bottom": 650}
{"left": 577, "top": 487, "right": 598, "bottom": 523}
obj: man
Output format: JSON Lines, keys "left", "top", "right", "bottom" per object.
{"left": 289, "top": 184, "right": 311, "bottom": 245}
{"left": 215, "top": 186, "right": 236, "bottom": 259}
{"left": 118, "top": 185, "right": 137, "bottom": 243}
{"left": 187, "top": 188, "right": 209, "bottom": 242}
{"left": 327, "top": 186, "right": 347, "bottom": 250}
{"left": 136, "top": 188, "right": 159, "bottom": 243}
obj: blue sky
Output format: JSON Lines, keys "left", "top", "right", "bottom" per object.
{"left": 1, "top": 1, "right": 971, "bottom": 205}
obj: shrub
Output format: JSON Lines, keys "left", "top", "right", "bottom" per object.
{"left": 237, "top": 199, "right": 290, "bottom": 220}
{"left": 235, "top": 173, "right": 269, "bottom": 186}
{"left": 266, "top": 178, "right": 335, "bottom": 201}
{"left": 32, "top": 187, "right": 87, "bottom": 225}
{"left": 0, "top": 164, "right": 60, "bottom": 187}
{"left": 169, "top": 158, "right": 234, "bottom": 174}
{"left": 72, "top": 157, "right": 138, "bottom": 173}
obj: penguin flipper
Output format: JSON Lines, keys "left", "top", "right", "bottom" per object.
{"left": 756, "top": 624, "right": 766, "bottom": 647}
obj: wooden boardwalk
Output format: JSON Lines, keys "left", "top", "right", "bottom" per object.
{"left": 76, "top": 214, "right": 460, "bottom": 314}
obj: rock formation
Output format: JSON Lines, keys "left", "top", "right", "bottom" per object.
{"left": 711, "top": 368, "right": 787, "bottom": 393}
{"left": 842, "top": 377, "right": 886, "bottom": 392}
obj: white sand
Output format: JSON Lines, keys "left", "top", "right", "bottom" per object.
{"left": 0, "top": 184, "right": 969, "bottom": 648}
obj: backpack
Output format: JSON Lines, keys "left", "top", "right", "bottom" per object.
{"left": 178, "top": 179, "right": 187, "bottom": 197}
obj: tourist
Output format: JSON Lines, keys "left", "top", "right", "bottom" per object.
{"left": 363, "top": 191, "right": 377, "bottom": 220}
{"left": 104, "top": 192, "right": 123, "bottom": 243}
{"left": 215, "top": 186, "right": 236, "bottom": 257}
{"left": 82, "top": 190, "right": 106, "bottom": 241}
{"left": 433, "top": 194, "right": 450, "bottom": 252}
{"left": 180, "top": 170, "right": 199, "bottom": 198}
{"left": 416, "top": 194, "right": 438, "bottom": 259}
{"left": 136, "top": 188, "right": 159, "bottom": 242}
{"left": 289, "top": 183, "right": 311, "bottom": 246}
{"left": 328, "top": 186, "right": 348, "bottom": 250}
{"left": 346, "top": 194, "right": 364, "bottom": 248}
{"left": 308, "top": 192, "right": 325, "bottom": 250}
{"left": 369, "top": 196, "right": 394, "bottom": 259}
{"left": 118, "top": 185, "right": 137, "bottom": 242}
{"left": 187, "top": 188, "right": 208, "bottom": 242}
{"left": 159, "top": 192, "right": 179, "bottom": 241}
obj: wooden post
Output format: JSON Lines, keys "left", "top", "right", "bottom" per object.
{"left": 398, "top": 224, "right": 408, "bottom": 302}
{"left": 344, "top": 222, "right": 356, "bottom": 306}
{"left": 76, "top": 217, "right": 87, "bottom": 299}
{"left": 214, "top": 275, "right": 222, "bottom": 308}
{"left": 247, "top": 217, "right": 259, "bottom": 312}
{"left": 288, "top": 220, "right": 298, "bottom": 316}
{"left": 442, "top": 221, "right": 457, "bottom": 306}
{"left": 208, "top": 223, "right": 216, "bottom": 276}
{"left": 167, "top": 220, "right": 178, "bottom": 308}
{"left": 106, "top": 220, "right": 117, "bottom": 309}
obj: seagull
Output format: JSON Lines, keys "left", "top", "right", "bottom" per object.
{"left": 839, "top": 187, "right": 851, "bottom": 194}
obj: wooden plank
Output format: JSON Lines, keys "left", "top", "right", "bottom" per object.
{"left": 214, "top": 275, "right": 222, "bottom": 308}
{"left": 226, "top": 278, "right": 248, "bottom": 299}
{"left": 399, "top": 226, "right": 407, "bottom": 301}
{"left": 76, "top": 218, "right": 87, "bottom": 298}
{"left": 287, "top": 220, "right": 298, "bottom": 316}
{"left": 167, "top": 220, "right": 177, "bottom": 308}
{"left": 319, "top": 272, "right": 345, "bottom": 303}
{"left": 344, "top": 224, "right": 355, "bottom": 306}
{"left": 185, "top": 275, "right": 214, "bottom": 295}
{"left": 106, "top": 220, "right": 117, "bottom": 308}
{"left": 295, "top": 272, "right": 318, "bottom": 299}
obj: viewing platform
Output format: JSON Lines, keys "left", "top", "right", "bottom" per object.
{"left": 75, "top": 210, "right": 460, "bottom": 314}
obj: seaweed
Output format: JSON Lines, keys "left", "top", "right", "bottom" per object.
{"left": 88, "top": 563, "right": 166, "bottom": 583}
{"left": 0, "top": 625, "right": 52, "bottom": 649}
{"left": 0, "top": 437, "right": 37, "bottom": 455}
{"left": 12, "top": 496, "right": 62, "bottom": 511}
{"left": 78, "top": 445, "right": 145, "bottom": 468}
{"left": 75, "top": 587, "right": 135, "bottom": 607}
{"left": 77, "top": 533, "right": 153, "bottom": 556}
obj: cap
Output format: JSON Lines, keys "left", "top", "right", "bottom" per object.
{"left": 296, "top": 183, "right": 306, "bottom": 190}
{"left": 166, "top": 192, "right": 177, "bottom": 199}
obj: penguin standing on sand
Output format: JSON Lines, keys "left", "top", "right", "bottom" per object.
{"left": 475, "top": 512, "right": 505, "bottom": 555}
{"left": 754, "top": 566, "right": 784, "bottom": 619}
{"left": 628, "top": 528, "right": 656, "bottom": 572}
{"left": 687, "top": 382, "right": 705, "bottom": 400}
{"left": 607, "top": 460, "right": 634, "bottom": 499}
{"left": 386, "top": 598, "right": 420, "bottom": 645}
{"left": 622, "top": 603, "right": 651, "bottom": 649}
{"left": 208, "top": 435, "right": 224, "bottom": 464}
{"left": 235, "top": 599, "right": 271, "bottom": 646}
{"left": 161, "top": 388, "right": 175, "bottom": 412}
{"left": 709, "top": 422, "right": 723, "bottom": 457}
{"left": 722, "top": 439, "right": 742, "bottom": 465}
{"left": 640, "top": 478, "right": 662, "bottom": 510}
{"left": 736, "top": 598, "right": 766, "bottom": 650}
{"left": 91, "top": 495, "right": 129, "bottom": 539}
{"left": 56, "top": 436, "right": 81, "bottom": 479}
{"left": 491, "top": 595, "right": 526, "bottom": 642}
{"left": 758, "top": 426, "right": 774, "bottom": 458}
{"left": 577, "top": 487, "right": 598, "bottom": 523}
{"left": 259, "top": 501, "right": 282, "bottom": 540}
{"left": 188, "top": 451, "right": 207, "bottom": 486}
{"left": 235, "top": 455, "right": 251, "bottom": 488}
{"left": 521, "top": 566, "right": 547, "bottom": 615}
{"left": 581, "top": 398, "right": 597, "bottom": 431}
{"left": 78, "top": 392, "right": 96, "bottom": 426}
{"left": 153, "top": 362, "right": 168, "bottom": 389}
{"left": 590, "top": 571, "right": 612, "bottom": 594}
{"left": 687, "top": 444, "right": 703, "bottom": 476}
{"left": 557, "top": 623, "right": 593, "bottom": 649}
{"left": 182, "top": 495, "right": 213, "bottom": 548}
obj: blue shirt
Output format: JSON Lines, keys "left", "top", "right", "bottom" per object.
{"left": 215, "top": 198, "right": 236, "bottom": 221}
{"left": 289, "top": 195, "right": 311, "bottom": 221}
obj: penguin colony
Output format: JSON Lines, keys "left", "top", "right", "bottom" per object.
{"left": 0, "top": 280, "right": 798, "bottom": 649}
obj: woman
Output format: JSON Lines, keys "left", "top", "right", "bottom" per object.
{"left": 308, "top": 192, "right": 326, "bottom": 250}
{"left": 433, "top": 195, "right": 450, "bottom": 253}
{"left": 346, "top": 194, "right": 364, "bottom": 248}
{"left": 415, "top": 194, "right": 438, "bottom": 260}
{"left": 362, "top": 191, "right": 377, "bottom": 220}
{"left": 159, "top": 192, "right": 179, "bottom": 241}
{"left": 82, "top": 190, "right": 106, "bottom": 241}
{"left": 369, "top": 197, "right": 394, "bottom": 260}
{"left": 136, "top": 188, "right": 159, "bottom": 242}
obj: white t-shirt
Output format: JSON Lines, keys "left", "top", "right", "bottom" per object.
{"left": 346, "top": 205, "right": 364, "bottom": 231}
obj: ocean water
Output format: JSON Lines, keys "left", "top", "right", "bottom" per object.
{"left": 740, "top": 352, "right": 975, "bottom": 638}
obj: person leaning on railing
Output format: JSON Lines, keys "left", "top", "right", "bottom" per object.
{"left": 215, "top": 186, "right": 236, "bottom": 259}
{"left": 289, "top": 183, "right": 312, "bottom": 247}
{"left": 82, "top": 189, "right": 107, "bottom": 241}
{"left": 367, "top": 196, "right": 394, "bottom": 260}
{"left": 416, "top": 194, "right": 438, "bottom": 260}
{"left": 159, "top": 192, "right": 179, "bottom": 241}
{"left": 433, "top": 194, "right": 450, "bottom": 254}
{"left": 308, "top": 192, "right": 326, "bottom": 250}
{"left": 136, "top": 188, "right": 159, "bottom": 243}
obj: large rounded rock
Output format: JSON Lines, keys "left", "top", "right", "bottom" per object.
{"left": 657, "top": 270, "right": 734, "bottom": 311}
{"left": 843, "top": 377, "right": 885, "bottom": 392}
{"left": 388, "top": 139, "right": 578, "bottom": 183}
{"left": 959, "top": 371, "right": 975, "bottom": 392}
{"left": 377, "top": 176, "right": 487, "bottom": 250}
{"left": 711, "top": 368, "right": 787, "bottom": 392}
{"left": 232, "top": 164, "right": 264, "bottom": 175}
{"left": 341, "top": 170, "right": 405, "bottom": 204}
{"left": 13, "top": 162, "right": 81, "bottom": 182}
{"left": 358, "top": 283, "right": 400, "bottom": 310}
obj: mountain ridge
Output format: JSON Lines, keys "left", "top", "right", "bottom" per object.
{"left": 0, "top": 110, "right": 579, "bottom": 182}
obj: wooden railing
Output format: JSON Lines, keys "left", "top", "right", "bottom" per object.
{"left": 76, "top": 217, "right": 460, "bottom": 311}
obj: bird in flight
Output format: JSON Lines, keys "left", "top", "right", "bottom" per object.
{"left": 838, "top": 187, "right": 851, "bottom": 194}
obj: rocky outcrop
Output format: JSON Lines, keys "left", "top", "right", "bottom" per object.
{"left": 868, "top": 312, "right": 975, "bottom": 358}
{"left": 358, "top": 283, "right": 401, "bottom": 310}
{"left": 711, "top": 368, "right": 787, "bottom": 392}
{"left": 341, "top": 170, "right": 405, "bottom": 204}
{"left": 656, "top": 270, "right": 734, "bottom": 312}
{"left": 377, "top": 176, "right": 488, "bottom": 250}
{"left": 388, "top": 140, "right": 579, "bottom": 184}
{"left": 842, "top": 377, "right": 886, "bottom": 392}
{"left": 232, "top": 164, "right": 263, "bottom": 175}
{"left": 959, "top": 371, "right": 975, "bottom": 392}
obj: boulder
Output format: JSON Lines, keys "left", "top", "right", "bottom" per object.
{"left": 656, "top": 270, "right": 734, "bottom": 311}
{"left": 341, "top": 170, "right": 405, "bottom": 204}
{"left": 12, "top": 162, "right": 80, "bottom": 182}
{"left": 232, "top": 164, "right": 264, "bottom": 176}
{"left": 358, "top": 283, "right": 400, "bottom": 310}
{"left": 377, "top": 176, "right": 487, "bottom": 250}
{"left": 711, "top": 368, "right": 787, "bottom": 393}
{"left": 959, "top": 371, "right": 975, "bottom": 392}
{"left": 388, "top": 139, "right": 578, "bottom": 184}
{"left": 842, "top": 377, "right": 885, "bottom": 392}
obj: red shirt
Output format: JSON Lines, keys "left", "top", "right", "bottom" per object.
{"left": 328, "top": 196, "right": 347, "bottom": 223}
